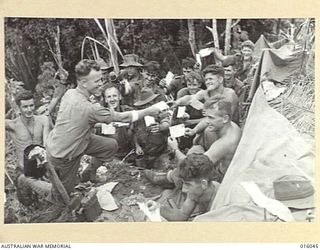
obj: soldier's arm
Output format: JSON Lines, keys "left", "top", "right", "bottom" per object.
{"left": 204, "top": 137, "right": 230, "bottom": 166}
{"left": 41, "top": 115, "right": 50, "bottom": 145}
{"left": 47, "top": 83, "right": 66, "bottom": 115}
{"left": 113, "top": 106, "right": 159, "bottom": 123}
{"left": 90, "top": 104, "right": 160, "bottom": 124}
{"left": 184, "top": 118, "right": 203, "bottom": 126}
{"left": 5, "top": 119, "right": 14, "bottom": 131}
{"left": 158, "top": 112, "right": 171, "bottom": 132}
{"left": 230, "top": 91, "right": 240, "bottom": 125}
{"left": 160, "top": 196, "right": 197, "bottom": 221}
{"left": 193, "top": 118, "right": 208, "bottom": 134}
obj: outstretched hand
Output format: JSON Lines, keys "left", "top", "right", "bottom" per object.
{"left": 146, "top": 106, "right": 161, "bottom": 117}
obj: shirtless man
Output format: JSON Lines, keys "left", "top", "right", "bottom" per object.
{"left": 5, "top": 90, "right": 50, "bottom": 178}
{"left": 145, "top": 97, "right": 241, "bottom": 186}
{"left": 172, "top": 64, "right": 239, "bottom": 125}
{"left": 146, "top": 153, "right": 220, "bottom": 221}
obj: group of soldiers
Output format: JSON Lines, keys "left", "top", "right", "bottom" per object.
{"left": 5, "top": 39, "right": 257, "bottom": 221}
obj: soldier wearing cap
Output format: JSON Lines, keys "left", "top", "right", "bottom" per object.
{"left": 119, "top": 54, "right": 144, "bottom": 106}
{"left": 96, "top": 58, "right": 114, "bottom": 81}
{"left": 132, "top": 88, "right": 171, "bottom": 169}
{"left": 236, "top": 40, "right": 256, "bottom": 82}
{"left": 222, "top": 57, "right": 245, "bottom": 99}
{"left": 209, "top": 40, "right": 257, "bottom": 83}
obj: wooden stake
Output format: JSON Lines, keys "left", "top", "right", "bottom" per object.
{"left": 225, "top": 19, "right": 232, "bottom": 55}
{"left": 187, "top": 19, "right": 196, "bottom": 58}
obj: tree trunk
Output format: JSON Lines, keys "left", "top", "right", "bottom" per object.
{"left": 187, "top": 19, "right": 196, "bottom": 58}
{"left": 212, "top": 19, "right": 220, "bottom": 49}
{"left": 105, "top": 19, "right": 122, "bottom": 74}
{"left": 13, "top": 33, "right": 36, "bottom": 90}
{"left": 276, "top": 19, "right": 281, "bottom": 40}
{"left": 225, "top": 19, "right": 232, "bottom": 55}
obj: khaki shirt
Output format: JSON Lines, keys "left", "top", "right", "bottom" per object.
{"left": 46, "top": 88, "right": 112, "bottom": 159}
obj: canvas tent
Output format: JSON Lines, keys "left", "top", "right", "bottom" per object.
{"left": 252, "top": 34, "right": 271, "bottom": 58}
{"left": 194, "top": 42, "right": 315, "bottom": 222}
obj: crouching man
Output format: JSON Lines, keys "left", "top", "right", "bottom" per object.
{"left": 45, "top": 59, "right": 160, "bottom": 205}
{"left": 147, "top": 153, "right": 220, "bottom": 221}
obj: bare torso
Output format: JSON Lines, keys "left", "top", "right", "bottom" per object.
{"left": 6, "top": 115, "right": 46, "bottom": 168}
{"left": 196, "top": 88, "right": 239, "bottom": 123}
{"left": 204, "top": 122, "right": 242, "bottom": 176}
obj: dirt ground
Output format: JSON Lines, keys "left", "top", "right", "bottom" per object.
{"left": 4, "top": 137, "right": 177, "bottom": 223}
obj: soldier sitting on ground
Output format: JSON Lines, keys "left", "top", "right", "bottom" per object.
{"left": 159, "top": 57, "right": 197, "bottom": 99}
{"left": 119, "top": 54, "right": 145, "bottom": 106}
{"left": 145, "top": 96, "right": 242, "bottom": 188}
{"left": 172, "top": 71, "right": 204, "bottom": 151}
{"left": 5, "top": 90, "right": 50, "bottom": 182}
{"left": 146, "top": 153, "right": 220, "bottom": 221}
{"left": 133, "top": 88, "right": 171, "bottom": 169}
{"left": 95, "top": 85, "right": 135, "bottom": 160}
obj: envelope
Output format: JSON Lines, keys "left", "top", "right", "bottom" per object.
{"left": 198, "top": 47, "right": 214, "bottom": 57}
{"left": 196, "top": 54, "right": 202, "bottom": 67}
{"left": 101, "top": 123, "right": 116, "bottom": 135}
{"left": 138, "top": 202, "right": 162, "bottom": 222}
{"left": 153, "top": 101, "right": 169, "bottom": 111}
{"left": 169, "top": 124, "right": 186, "bottom": 138}
{"left": 144, "top": 115, "right": 156, "bottom": 127}
{"left": 165, "top": 71, "right": 175, "bottom": 86}
{"left": 176, "top": 106, "right": 186, "bottom": 118}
